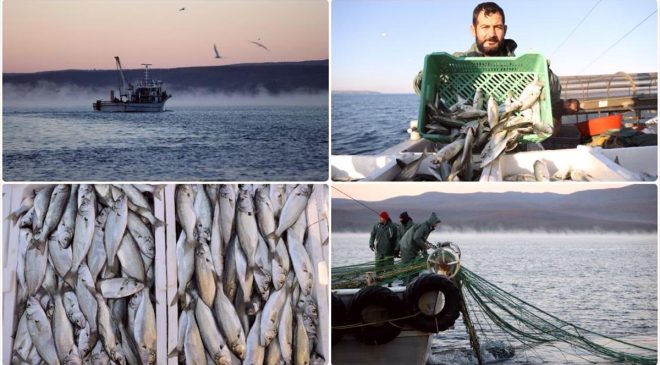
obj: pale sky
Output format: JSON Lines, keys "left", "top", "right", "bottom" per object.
{"left": 331, "top": 182, "right": 643, "bottom": 201}
{"left": 3, "top": 0, "right": 328, "bottom": 73}
{"left": 333, "top": 0, "right": 658, "bottom": 93}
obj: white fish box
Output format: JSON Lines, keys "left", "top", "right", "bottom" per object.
{"left": 2, "top": 184, "right": 167, "bottom": 364}
{"left": 332, "top": 153, "right": 429, "bottom": 181}
{"left": 592, "top": 146, "right": 657, "bottom": 179}
{"left": 479, "top": 146, "right": 645, "bottom": 182}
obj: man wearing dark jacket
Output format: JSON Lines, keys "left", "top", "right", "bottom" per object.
{"left": 397, "top": 211, "right": 415, "bottom": 251}
{"left": 369, "top": 211, "right": 398, "bottom": 270}
{"left": 397, "top": 212, "right": 441, "bottom": 264}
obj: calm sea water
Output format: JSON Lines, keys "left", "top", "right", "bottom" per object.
{"left": 3, "top": 105, "right": 328, "bottom": 181}
{"left": 331, "top": 93, "right": 419, "bottom": 155}
{"left": 332, "top": 232, "right": 658, "bottom": 364}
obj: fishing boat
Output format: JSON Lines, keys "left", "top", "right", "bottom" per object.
{"left": 93, "top": 57, "right": 171, "bottom": 112}
{"left": 331, "top": 67, "right": 658, "bottom": 182}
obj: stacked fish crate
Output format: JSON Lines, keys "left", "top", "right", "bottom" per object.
{"left": 3, "top": 184, "right": 329, "bottom": 364}
{"left": 3, "top": 184, "right": 167, "bottom": 364}
{"left": 164, "top": 184, "right": 330, "bottom": 365}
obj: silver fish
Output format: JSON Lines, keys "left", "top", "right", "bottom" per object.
{"left": 193, "top": 184, "right": 213, "bottom": 245}
{"left": 173, "top": 232, "right": 195, "bottom": 306}
{"left": 222, "top": 235, "right": 238, "bottom": 302}
{"left": 56, "top": 184, "right": 79, "bottom": 248}
{"left": 278, "top": 292, "right": 293, "bottom": 364}
{"left": 213, "top": 281, "right": 247, "bottom": 360}
{"left": 75, "top": 264, "right": 98, "bottom": 342}
{"left": 255, "top": 186, "right": 277, "bottom": 252}
{"left": 236, "top": 188, "right": 259, "bottom": 268}
{"left": 90, "top": 340, "right": 110, "bottom": 365}
{"left": 273, "top": 184, "right": 312, "bottom": 238}
{"left": 62, "top": 291, "right": 87, "bottom": 329}
{"left": 195, "top": 295, "right": 233, "bottom": 365}
{"left": 87, "top": 208, "right": 110, "bottom": 283}
{"left": 7, "top": 189, "right": 36, "bottom": 224}
{"left": 31, "top": 185, "right": 56, "bottom": 237}
{"left": 98, "top": 278, "right": 144, "bottom": 299}
{"left": 52, "top": 292, "right": 82, "bottom": 364}
{"left": 116, "top": 233, "right": 146, "bottom": 282}
{"left": 127, "top": 211, "right": 155, "bottom": 260}
{"left": 70, "top": 184, "right": 96, "bottom": 274}
{"left": 294, "top": 312, "right": 311, "bottom": 365}
{"left": 245, "top": 312, "right": 266, "bottom": 365}
{"left": 176, "top": 184, "right": 197, "bottom": 245}
{"left": 210, "top": 201, "right": 224, "bottom": 279}
{"left": 94, "top": 184, "right": 114, "bottom": 207}
{"left": 533, "top": 160, "right": 550, "bottom": 181}
{"left": 204, "top": 184, "right": 219, "bottom": 205}
{"left": 105, "top": 194, "right": 128, "bottom": 272}
{"left": 287, "top": 215, "right": 314, "bottom": 296}
{"left": 271, "top": 238, "right": 290, "bottom": 291}
{"left": 260, "top": 285, "right": 288, "bottom": 347}
{"left": 95, "top": 292, "right": 126, "bottom": 364}
{"left": 269, "top": 184, "right": 286, "bottom": 220}
{"left": 12, "top": 311, "right": 33, "bottom": 364}
{"left": 18, "top": 206, "right": 36, "bottom": 229}
{"left": 472, "top": 88, "right": 483, "bottom": 110}
{"left": 25, "top": 243, "right": 48, "bottom": 296}
{"left": 218, "top": 184, "right": 237, "bottom": 249}
{"left": 33, "top": 184, "right": 70, "bottom": 247}
{"left": 17, "top": 228, "right": 31, "bottom": 291}
{"left": 134, "top": 289, "right": 157, "bottom": 365}
{"left": 265, "top": 336, "right": 284, "bottom": 365}
{"left": 518, "top": 76, "right": 544, "bottom": 111}
{"left": 184, "top": 307, "right": 207, "bottom": 365}
{"left": 235, "top": 236, "right": 254, "bottom": 304}
{"left": 133, "top": 184, "right": 165, "bottom": 200}
{"left": 26, "top": 296, "right": 60, "bottom": 365}
{"left": 77, "top": 321, "right": 91, "bottom": 359}
{"left": 434, "top": 138, "right": 465, "bottom": 164}
{"left": 195, "top": 242, "right": 217, "bottom": 308}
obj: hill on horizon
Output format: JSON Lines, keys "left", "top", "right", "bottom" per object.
{"left": 4, "top": 59, "right": 329, "bottom": 95}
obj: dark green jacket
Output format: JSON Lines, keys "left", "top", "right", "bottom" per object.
{"left": 369, "top": 219, "right": 398, "bottom": 257}
{"left": 398, "top": 213, "right": 440, "bottom": 264}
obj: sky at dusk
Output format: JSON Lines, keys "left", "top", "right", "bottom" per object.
{"left": 3, "top": 0, "right": 328, "bottom": 73}
{"left": 333, "top": 0, "right": 658, "bottom": 93}
{"left": 331, "top": 182, "right": 641, "bottom": 201}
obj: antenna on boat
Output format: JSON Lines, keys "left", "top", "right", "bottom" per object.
{"left": 141, "top": 63, "right": 152, "bottom": 85}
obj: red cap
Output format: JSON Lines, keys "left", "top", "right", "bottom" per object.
{"left": 379, "top": 211, "right": 389, "bottom": 220}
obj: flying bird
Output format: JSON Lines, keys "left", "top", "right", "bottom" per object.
{"left": 213, "top": 44, "right": 222, "bottom": 59}
{"left": 179, "top": 7, "right": 185, "bottom": 11}
{"left": 250, "top": 40, "right": 270, "bottom": 51}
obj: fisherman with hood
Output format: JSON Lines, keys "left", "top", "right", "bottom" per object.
{"left": 396, "top": 211, "right": 415, "bottom": 254}
{"left": 369, "top": 211, "right": 399, "bottom": 270}
{"left": 397, "top": 212, "right": 441, "bottom": 264}
{"left": 413, "top": 2, "right": 575, "bottom": 132}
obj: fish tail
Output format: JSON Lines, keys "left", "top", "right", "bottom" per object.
{"left": 167, "top": 347, "right": 179, "bottom": 358}
{"left": 169, "top": 291, "right": 179, "bottom": 307}
{"left": 6, "top": 212, "right": 19, "bottom": 224}
{"left": 266, "top": 231, "right": 280, "bottom": 244}
{"left": 152, "top": 185, "right": 165, "bottom": 201}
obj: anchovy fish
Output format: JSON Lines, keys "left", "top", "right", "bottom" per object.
{"left": 70, "top": 185, "right": 96, "bottom": 274}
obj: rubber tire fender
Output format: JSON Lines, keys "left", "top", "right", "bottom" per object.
{"left": 404, "top": 273, "right": 460, "bottom": 333}
{"left": 348, "top": 285, "right": 404, "bottom": 345}
{"left": 332, "top": 293, "right": 347, "bottom": 345}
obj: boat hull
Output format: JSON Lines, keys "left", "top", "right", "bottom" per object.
{"left": 93, "top": 100, "right": 167, "bottom": 112}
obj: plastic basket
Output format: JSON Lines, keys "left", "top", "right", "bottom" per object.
{"left": 418, "top": 52, "right": 553, "bottom": 143}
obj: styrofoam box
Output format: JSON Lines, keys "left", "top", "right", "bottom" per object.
{"left": 592, "top": 146, "right": 657, "bottom": 179}
{"left": 479, "top": 146, "right": 645, "bottom": 181}
{"left": 2, "top": 184, "right": 167, "bottom": 364}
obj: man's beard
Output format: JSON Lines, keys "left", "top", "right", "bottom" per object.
{"left": 476, "top": 36, "right": 503, "bottom": 56}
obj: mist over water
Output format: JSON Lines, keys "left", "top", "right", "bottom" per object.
{"left": 333, "top": 232, "right": 657, "bottom": 364}
{"left": 3, "top": 93, "right": 328, "bottom": 180}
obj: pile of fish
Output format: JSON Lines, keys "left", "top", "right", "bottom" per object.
{"left": 400, "top": 76, "right": 549, "bottom": 181}
{"left": 172, "top": 184, "right": 329, "bottom": 365}
{"left": 7, "top": 184, "right": 163, "bottom": 364}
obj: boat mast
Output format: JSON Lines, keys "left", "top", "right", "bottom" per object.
{"left": 114, "top": 56, "right": 129, "bottom": 100}
{"left": 141, "top": 63, "right": 152, "bottom": 85}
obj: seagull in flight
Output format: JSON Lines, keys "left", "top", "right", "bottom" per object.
{"left": 213, "top": 44, "right": 222, "bottom": 59}
{"left": 250, "top": 39, "right": 270, "bottom": 51}
{"left": 179, "top": 7, "right": 185, "bottom": 11}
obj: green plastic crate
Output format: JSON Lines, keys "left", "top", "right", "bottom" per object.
{"left": 418, "top": 52, "right": 553, "bottom": 143}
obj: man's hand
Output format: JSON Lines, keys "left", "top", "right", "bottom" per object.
{"left": 370, "top": 245, "right": 375, "bottom": 252}
{"left": 425, "top": 241, "right": 432, "bottom": 249}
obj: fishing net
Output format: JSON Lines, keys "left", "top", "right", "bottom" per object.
{"left": 332, "top": 261, "right": 657, "bottom": 364}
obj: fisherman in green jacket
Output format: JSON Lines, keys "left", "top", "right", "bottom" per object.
{"left": 397, "top": 212, "right": 441, "bottom": 264}
{"left": 369, "top": 211, "right": 398, "bottom": 271}
{"left": 397, "top": 211, "right": 414, "bottom": 247}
